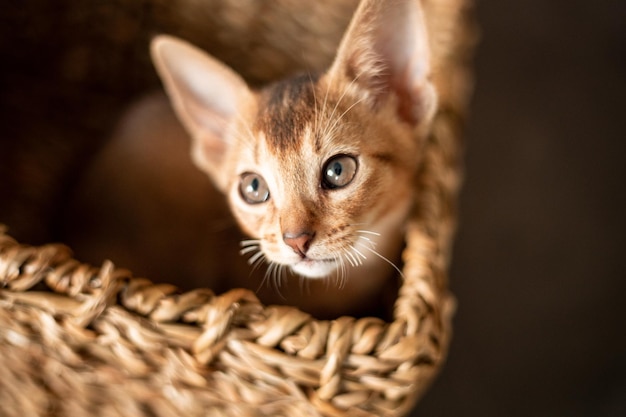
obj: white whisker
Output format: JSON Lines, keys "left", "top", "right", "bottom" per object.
{"left": 266, "top": 263, "right": 276, "bottom": 287}
{"left": 356, "top": 235, "right": 378, "bottom": 251}
{"left": 246, "top": 250, "right": 265, "bottom": 266}
{"left": 356, "top": 230, "right": 381, "bottom": 237}
{"left": 240, "top": 239, "right": 261, "bottom": 247}
{"left": 256, "top": 265, "right": 271, "bottom": 293}
{"left": 321, "top": 72, "right": 363, "bottom": 140}
{"left": 249, "top": 254, "right": 266, "bottom": 275}
{"left": 239, "top": 239, "right": 268, "bottom": 278}
{"left": 356, "top": 241, "right": 405, "bottom": 280}
{"left": 337, "top": 255, "right": 347, "bottom": 289}
{"left": 316, "top": 64, "right": 366, "bottom": 145}
{"left": 240, "top": 245, "right": 259, "bottom": 255}
{"left": 336, "top": 271, "right": 345, "bottom": 290}
{"left": 322, "top": 95, "right": 368, "bottom": 141}
{"left": 343, "top": 248, "right": 359, "bottom": 267}
{"left": 261, "top": 263, "right": 285, "bottom": 300}
{"left": 351, "top": 245, "right": 367, "bottom": 262}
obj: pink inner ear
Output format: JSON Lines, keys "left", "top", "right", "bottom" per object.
{"left": 184, "top": 98, "right": 231, "bottom": 139}
{"left": 332, "top": 0, "right": 434, "bottom": 126}
{"left": 195, "top": 133, "right": 227, "bottom": 167}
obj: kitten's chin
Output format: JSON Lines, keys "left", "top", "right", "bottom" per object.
{"left": 290, "top": 259, "right": 337, "bottom": 279}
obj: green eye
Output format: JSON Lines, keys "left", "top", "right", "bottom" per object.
{"left": 239, "top": 173, "right": 270, "bottom": 204}
{"left": 322, "top": 155, "right": 358, "bottom": 189}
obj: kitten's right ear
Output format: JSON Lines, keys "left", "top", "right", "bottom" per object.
{"left": 327, "top": 0, "right": 437, "bottom": 128}
{"left": 150, "top": 35, "right": 252, "bottom": 182}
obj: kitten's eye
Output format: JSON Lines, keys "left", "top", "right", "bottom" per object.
{"left": 239, "top": 173, "right": 270, "bottom": 204}
{"left": 322, "top": 155, "right": 358, "bottom": 189}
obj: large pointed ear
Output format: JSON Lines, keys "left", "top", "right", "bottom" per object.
{"left": 150, "top": 35, "right": 253, "bottom": 181}
{"left": 328, "top": 0, "right": 437, "bottom": 127}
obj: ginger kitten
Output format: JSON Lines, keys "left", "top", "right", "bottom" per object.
{"left": 150, "top": 0, "right": 437, "bottom": 312}
{"left": 65, "top": 0, "right": 437, "bottom": 318}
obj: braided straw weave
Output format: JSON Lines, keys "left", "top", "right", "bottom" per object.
{"left": 0, "top": 0, "right": 474, "bottom": 415}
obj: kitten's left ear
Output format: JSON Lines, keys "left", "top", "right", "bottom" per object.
{"left": 150, "top": 35, "right": 253, "bottom": 187}
{"left": 328, "top": 0, "right": 437, "bottom": 127}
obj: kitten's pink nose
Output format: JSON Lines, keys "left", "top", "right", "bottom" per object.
{"left": 283, "top": 231, "right": 315, "bottom": 257}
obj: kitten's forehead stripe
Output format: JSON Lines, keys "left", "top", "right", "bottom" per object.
{"left": 255, "top": 74, "right": 319, "bottom": 152}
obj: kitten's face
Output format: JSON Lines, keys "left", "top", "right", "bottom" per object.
{"left": 224, "top": 75, "right": 418, "bottom": 278}
{"left": 151, "top": 0, "right": 436, "bottom": 281}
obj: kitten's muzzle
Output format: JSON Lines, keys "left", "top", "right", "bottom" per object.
{"left": 282, "top": 231, "right": 315, "bottom": 258}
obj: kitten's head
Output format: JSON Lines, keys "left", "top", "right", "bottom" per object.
{"left": 151, "top": 0, "right": 437, "bottom": 279}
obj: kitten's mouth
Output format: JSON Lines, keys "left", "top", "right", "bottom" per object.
{"left": 290, "top": 257, "right": 338, "bottom": 279}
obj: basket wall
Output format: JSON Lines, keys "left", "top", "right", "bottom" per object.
{"left": 0, "top": 0, "right": 475, "bottom": 415}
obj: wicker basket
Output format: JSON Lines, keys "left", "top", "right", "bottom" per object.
{"left": 0, "top": 0, "right": 474, "bottom": 415}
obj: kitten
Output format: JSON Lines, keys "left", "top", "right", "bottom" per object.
{"left": 64, "top": 0, "right": 437, "bottom": 318}
{"left": 150, "top": 0, "right": 436, "bottom": 312}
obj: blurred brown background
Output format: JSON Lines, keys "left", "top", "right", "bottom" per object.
{"left": 416, "top": 1, "right": 626, "bottom": 416}
{"left": 1, "top": 1, "right": 625, "bottom": 416}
